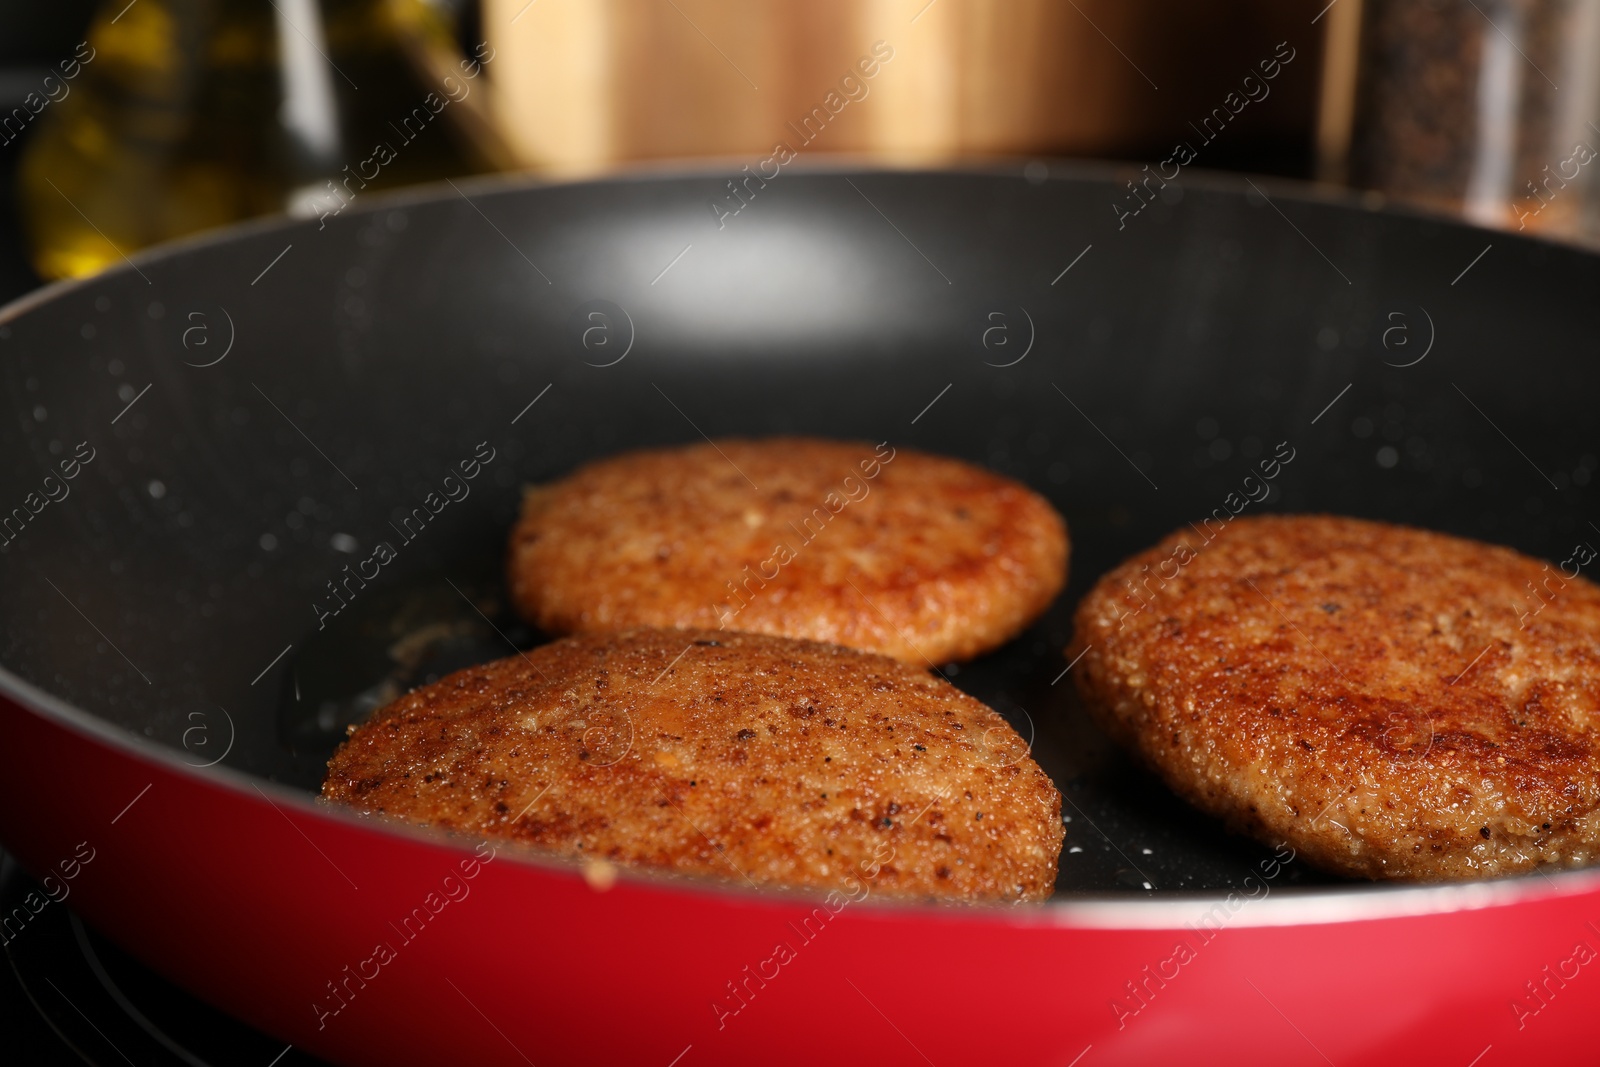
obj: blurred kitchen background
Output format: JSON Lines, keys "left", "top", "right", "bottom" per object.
{"left": 3, "top": 0, "right": 1599, "bottom": 306}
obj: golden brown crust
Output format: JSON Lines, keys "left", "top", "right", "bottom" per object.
{"left": 506, "top": 438, "right": 1068, "bottom": 665}
{"left": 1071, "top": 514, "right": 1600, "bottom": 881}
{"left": 323, "top": 628, "right": 1063, "bottom": 902}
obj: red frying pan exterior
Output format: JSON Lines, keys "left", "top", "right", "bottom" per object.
{"left": 5, "top": 682, "right": 1599, "bottom": 1066}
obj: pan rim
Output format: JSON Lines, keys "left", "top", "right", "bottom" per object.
{"left": 3, "top": 160, "right": 1597, "bottom": 929}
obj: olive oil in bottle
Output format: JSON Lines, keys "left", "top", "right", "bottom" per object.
{"left": 19, "top": 0, "right": 508, "bottom": 279}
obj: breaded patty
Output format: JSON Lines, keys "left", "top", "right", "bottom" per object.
{"left": 1071, "top": 514, "right": 1600, "bottom": 881}
{"left": 506, "top": 438, "right": 1067, "bottom": 665}
{"left": 323, "top": 628, "right": 1063, "bottom": 901}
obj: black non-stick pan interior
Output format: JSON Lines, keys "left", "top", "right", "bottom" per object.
{"left": 2, "top": 163, "right": 1595, "bottom": 897}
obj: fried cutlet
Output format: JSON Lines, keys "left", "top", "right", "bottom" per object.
{"left": 323, "top": 628, "right": 1063, "bottom": 901}
{"left": 506, "top": 438, "right": 1067, "bottom": 665}
{"left": 1071, "top": 514, "right": 1600, "bottom": 880}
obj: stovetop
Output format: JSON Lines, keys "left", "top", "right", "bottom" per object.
{"left": 1, "top": 848, "right": 333, "bottom": 1066}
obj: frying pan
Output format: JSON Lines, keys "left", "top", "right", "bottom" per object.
{"left": 1, "top": 162, "right": 1597, "bottom": 1066}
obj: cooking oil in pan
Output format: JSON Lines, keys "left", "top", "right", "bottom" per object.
{"left": 276, "top": 575, "right": 541, "bottom": 759}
